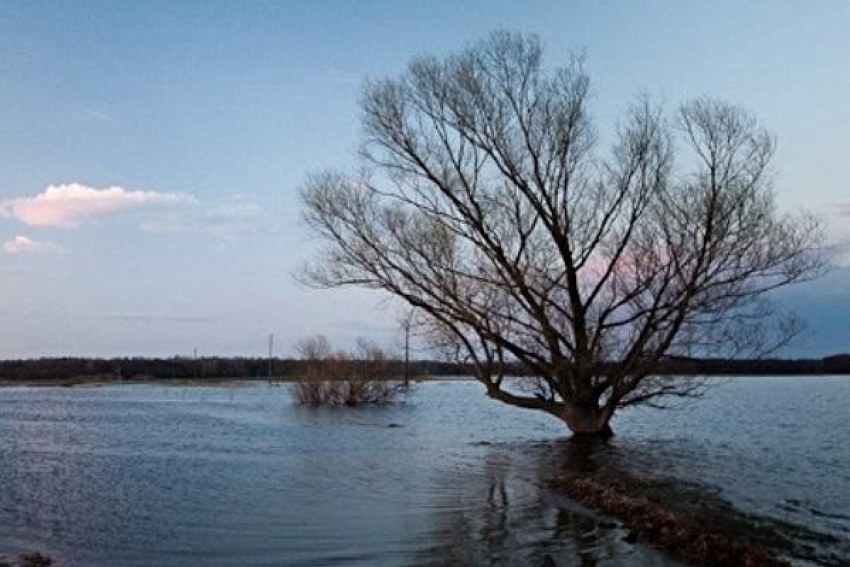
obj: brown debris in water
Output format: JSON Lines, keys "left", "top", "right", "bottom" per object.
{"left": 554, "top": 475, "right": 790, "bottom": 567}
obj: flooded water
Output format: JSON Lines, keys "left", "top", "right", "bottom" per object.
{"left": 0, "top": 377, "right": 847, "bottom": 566}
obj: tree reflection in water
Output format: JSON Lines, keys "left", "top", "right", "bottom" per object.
{"left": 414, "top": 442, "right": 680, "bottom": 566}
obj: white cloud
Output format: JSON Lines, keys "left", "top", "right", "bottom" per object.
{"left": 2, "top": 183, "right": 194, "bottom": 228}
{"left": 3, "top": 235, "right": 62, "bottom": 254}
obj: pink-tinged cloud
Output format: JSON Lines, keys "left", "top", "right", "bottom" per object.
{"left": 838, "top": 203, "right": 850, "bottom": 216}
{"left": 2, "top": 183, "right": 194, "bottom": 228}
{"left": 2, "top": 235, "right": 62, "bottom": 254}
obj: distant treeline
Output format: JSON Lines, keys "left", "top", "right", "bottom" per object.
{"left": 0, "top": 357, "right": 437, "bottom": 383}
{"left": 654, "top": 355, "right": 850, "bottom": 376}
{"left": 0, "top": 354, "right": 848, "bottom": 383}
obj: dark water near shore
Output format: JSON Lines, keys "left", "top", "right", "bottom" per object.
{"left": 0, "top": 377, "right": 847, "bottom": 566}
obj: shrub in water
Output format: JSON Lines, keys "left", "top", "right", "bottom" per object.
{"left": 290, "top": 335, "right": 407, "bottom": 406}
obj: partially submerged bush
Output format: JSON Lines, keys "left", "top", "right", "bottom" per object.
{"left": 290, "top": 335, "right": 407, "bottom": 406}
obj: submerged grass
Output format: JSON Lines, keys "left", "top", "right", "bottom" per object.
{"left": 550, "top": 468, "right": 845, "bottom": 567}
{"left": 0, "top": 552, "right": 53, "bottom": 567}
{"left": 554, "top": 475, "right": 788, "bottom": 566}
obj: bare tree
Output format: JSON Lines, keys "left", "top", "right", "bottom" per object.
{"left": 291, "top": 335, "right": 406, "bottom": 406}
{"left": 300, "top": 32, "right": 825, "bottom": 436}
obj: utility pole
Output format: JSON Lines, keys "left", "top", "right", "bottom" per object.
{"left": 268, "top": 333, "right": 274, "bottom": 381}
{"left": 403, "top": 318, "right": 410, "bottom": 387}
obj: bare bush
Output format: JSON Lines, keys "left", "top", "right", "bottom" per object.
{"left": 290, "top": 335, "right": 407, "bottom": 406}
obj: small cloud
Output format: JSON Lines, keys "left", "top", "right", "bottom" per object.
{"left": 85, "top": 109, "right": 110, "bottom": 122}
{"left": 141, "top": 201, "right": 265, "bottom": 239}
{"left": 2, "top": 183, "right": 194, "bottom": 228}
{"left": 838, "top": 203, "right": 850, "bottom": 216}
{"left": 73, "top": 107, "right": 111, "bottom": 123}
{"left": 202, "top": 203, "right": 263, "bottom": 230}
{"left": 3, "top": 235, "right": 62, "bottom": 254}
{"left": 105, "top": 312, "right": 218, "bottom": 323}
{"left": 0, "top": 265, "right": 34, "bottom": 274}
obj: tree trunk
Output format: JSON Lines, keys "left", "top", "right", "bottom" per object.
{"left": 559, "top": 403, "right": 614, "bottom": 438}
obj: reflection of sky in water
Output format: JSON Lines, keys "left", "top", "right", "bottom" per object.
{"left": 0, "top": 379, "right": 847, "bottom": 566}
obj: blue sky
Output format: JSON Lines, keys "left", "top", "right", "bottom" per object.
{"left": 0, "top": 1, "right": 848, "bottom": 358}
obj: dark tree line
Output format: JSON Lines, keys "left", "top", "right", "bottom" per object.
{"left": 0, "top": 355, "right": 422, "bottom": 383}
{"left": 654, "top": 354, "right": 850, "bottom": 376}
{"left": 0, "top": 354, "right": 847, "bottom": 383}
{"left": 0, "top": 357, "right": 289, "bottom": 382}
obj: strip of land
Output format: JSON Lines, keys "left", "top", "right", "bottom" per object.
{"left": 0, "top": 354, "right": 848, "bottom": 385}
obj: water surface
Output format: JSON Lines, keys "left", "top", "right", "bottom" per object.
{"left": 0, "top": 377, "right": 847, "bottom": 566}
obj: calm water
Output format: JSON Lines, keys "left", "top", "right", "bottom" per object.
{"left": 0, "top": 377, "right": 847, "bottom": 566}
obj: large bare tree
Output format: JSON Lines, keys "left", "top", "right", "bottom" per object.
{"left": 300, "top": 32, "right": 824, "bottom": 436}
